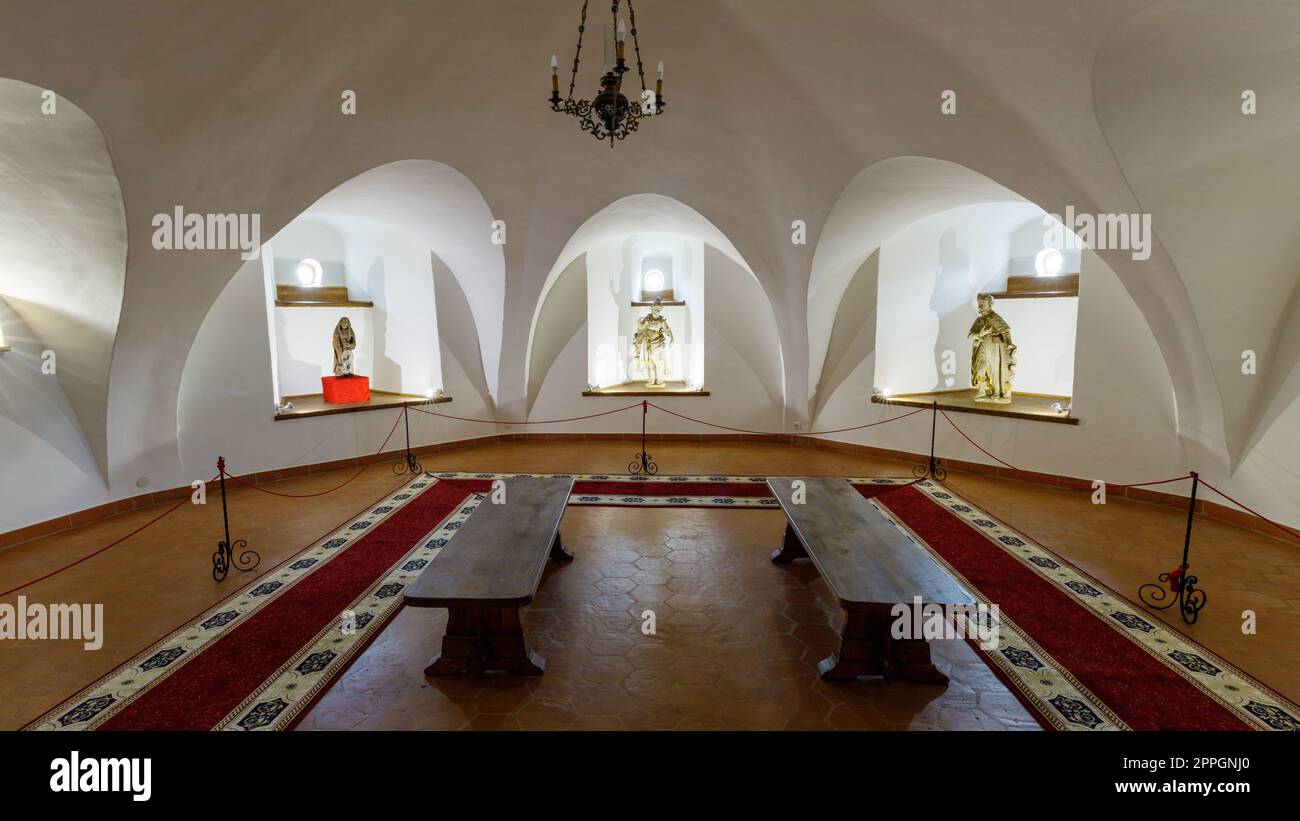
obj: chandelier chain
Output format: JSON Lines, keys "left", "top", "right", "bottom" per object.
{"left": 568, "top": 0, "right": 589, "bottom": 101}
{"left": 551, "top": 0, "right": 660, "bottom": 146}
{"left": 627, "top": 0, "right": 648, "bottom": 93}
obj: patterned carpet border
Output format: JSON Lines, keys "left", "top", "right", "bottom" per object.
{"left": 25, "top": 473, "right": 1300, "bottom": 732}
{"left": 219, "top": 495, "right": 483, "bottom": 730}
{"left": 28, "top": 475, "right": 449, "bottom": 731}
{"left": 895, "top": 481, "right": 1300, "bottom": 731}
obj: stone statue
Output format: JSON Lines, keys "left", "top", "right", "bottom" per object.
{"left": 632, "top": 299, "right": 674, "bottom": 388}
{"left": 968, "top": 294, "right": 1016, "bottom": 403}
{"left": 332, "top": 316, "right": 357, "bottom": 377}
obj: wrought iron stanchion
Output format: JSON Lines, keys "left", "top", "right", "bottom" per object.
{"left": 629, "top": 400, "right": 658, "bottom": 474}
{"left": 1138, "top": 471, "right": 1208, "bottom": 624}
{"left": 392, "top": 404, "right": 422, "bottom": 476}
{"left": 212, "top": 456, "right": 260, "bottom": 582}
{"left": 912, "top": 401, "right": 947, "bottom": 481}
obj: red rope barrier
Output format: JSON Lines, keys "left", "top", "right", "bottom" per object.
{"left": 228, "top": 471, "right": 419, "bottom": 584}
{"left": 406, "top": 401, "right": 643, "bottom": 426}
{"left": 1198, "top": 480, "right": 1300, "bottom": 541}
{"left": 1106, "top": 475, "right": 1197, "bottom": 489}
{"left": 222, "top": 404, "right": 407, "bottom": 499}
{"left": 14, "top": 396, "right": 1297, "bottom": 602}
{"left": 937, "top": 409, "right": 1192, "bottom": 490}
{"left": 645, "top": 402, "right": 929, "bottom": 436}
{"left": 0, "top": 475, "right": 219, "bottom": 598}
{"left": 933, "top": 409, "right": 1300, "bottom": 539}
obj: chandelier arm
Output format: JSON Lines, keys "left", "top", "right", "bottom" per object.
{"left": 568, "top": 0, "right": 590, "bottom": 101}
{"left": 627, "top": 0, "right": 648, "bottom": 93}
{"left": 552, "top": 0, "right": 659, "bottom": 146}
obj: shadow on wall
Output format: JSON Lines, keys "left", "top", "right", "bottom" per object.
{"left": 930, "top": 228, "right": 974, "bottom": 392}
{"left": 432, "top": 252, "right": 491, "bottom": 410}
{"left": 0, "top": 299, "right": 102, "bottom": 481}
{"left": 0, "top": 79, "right": 127, "bottom": 485}
{"left": 275, "top": 319, "right": 326, "bottom": 397}
{"left": 366, "top": 258, "right": 404, "bottom": 393}
{"left": 815, "top": 251, "right": 879, "bottom": 421}
{"left": 1055, "top": 329, "right": 1076, "bottom": 390}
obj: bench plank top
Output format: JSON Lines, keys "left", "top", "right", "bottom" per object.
{"left": 405, "top": 476, "right": 574, "bottom": 608}
{"left": 766, "top": 478, "right": 974, "bottom": 609}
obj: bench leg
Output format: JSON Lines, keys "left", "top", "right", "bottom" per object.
{"left": 881, "top": 638, "right": 949, "bottom": 685}
{"left": 818, "top": 611, "right": 949, "bottom": 685}
{"left": 424, "top": 606, "right": 478, "bottom": 676}
{"left": 770, "top": 522, "right": 808, "bottom": 564}
{"left": 425, "top": 605, "right": 545, "bottom": 677}
{"left": 818, "top": 610, "right": 883, "bottom": 680}
{"left": 549, "top": 530, "right": 574, "bottom": 562}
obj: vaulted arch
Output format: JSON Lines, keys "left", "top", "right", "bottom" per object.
{"left": 0, "top": 78, "right": 127, "bottom": 484}
{"left": 1094, "top": 0, "right": 1300, "bottom": 469}
{"left": 524, "top": 193, "right": 786, "bottom": 415}
{"left": 276, "top": 159, "right": 505, "bottom": 401}
{"left": 808, "top": 155, "right": 1227, "bottom": 469}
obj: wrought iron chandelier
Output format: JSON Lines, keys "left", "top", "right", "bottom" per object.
{"left": 550, "top": 0, "right": 665, "bottom": 147}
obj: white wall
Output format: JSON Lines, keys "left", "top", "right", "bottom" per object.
{"left": 687, "top": 239, "right": 706, "bottom": 384}
{"left": 587, "top": 239, "right": 623, "bottom": 388}
{"left": 0, "top": 298, "right": 110, "bottom": 532}
{"left": 335, "top": 217, "right": 443, "bottom": 397}
{"left": 995, "top": 297, "right": 1078, "bottom": 398}
{"left": 0, "top": 80, "right": 127, "bottom": 484}
{"left": 261, "top": 242, "right": 282, "bottom": 405}
{"left": 1227, "top": 398, "right": 1300, "bottom": 534}
{"left": 874, "top": 202, "right": 1078, "bottom": 397}
{"left": 271, "top": 218, "right": 347, "bottom": 287}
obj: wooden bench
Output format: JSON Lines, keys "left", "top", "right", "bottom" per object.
{"left": 766, "top": 477, "right": 975, "bottom": 684}
{"left": 404, "top": 476, "right": 575, "bottom": 676}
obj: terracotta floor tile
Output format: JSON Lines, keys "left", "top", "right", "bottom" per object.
{"left": 516, "top": 698, "right": 576, "bottom": 730}
{"left": 2, "top": 442, "right": 1293, "bottom": 731}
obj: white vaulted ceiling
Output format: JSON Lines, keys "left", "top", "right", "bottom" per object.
{"left": 1094, "top": 0, "right": 1300, "bottom": 466}
{"left": 291, "top": 160, "right": 506, "bottom": 396}
{"left": 0, "top": 0, "right": 1295, "bottom": 498}
{"left": 0, "top": 79, "right": 126, "bottom": 482}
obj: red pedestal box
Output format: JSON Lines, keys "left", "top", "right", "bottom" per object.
{"left": 321, "top": 375, "right": 370, "bottom": 404}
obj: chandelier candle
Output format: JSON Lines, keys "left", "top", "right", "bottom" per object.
{"left": 550, "top": 0, "right": 665, "bottom": 146}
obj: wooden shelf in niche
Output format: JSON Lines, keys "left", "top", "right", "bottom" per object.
{"left": 984, "top": 274, "right": 1078, "bottom": 300}
{"left": 584, "top": 381, "right": 708, "bottom": 397}
{"left": 275, "top": 284, "right": 373, "bottom": 308}
{"left": 872, "top": 388, "right": 1078, "bottom": 425}
{"left": 275, "top": 391, "right": 451, "bottom": 421}
{"left": 632, "top": 288, "right": 684, "bottom": 307}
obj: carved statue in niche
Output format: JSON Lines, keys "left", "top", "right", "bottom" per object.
{"left": 632, "top": 299, "right": 674, "bottom": 388}
{"left": 332, "top": 316, "right": 357, "bottom": 377}
{"left": 968, "top": 294, "right": 1016, "bottom": 403}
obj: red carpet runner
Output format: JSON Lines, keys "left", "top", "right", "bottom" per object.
{"left": 855, "top": 483, "right": 1290, "bottom": 731}
{"left": 28, "top": 473, "right": 1298, "bottom": 731}
{"left": 104, "top": 480, "right": 470, "bottom": 730}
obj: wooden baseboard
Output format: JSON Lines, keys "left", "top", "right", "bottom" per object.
{"left": 2, "top": 433, "right": 1295, "bottom": 550}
